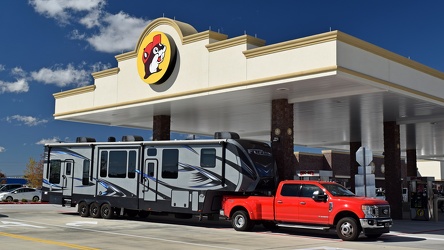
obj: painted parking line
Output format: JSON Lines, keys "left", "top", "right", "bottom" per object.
{"left": 5, "top": 218, "right": 241, "bottom": 250}
{"left": 0, "top": 220, "right": 46, "bottom": 228}
{"left": 0, "top": 232, "right": 99, "bottom": 250}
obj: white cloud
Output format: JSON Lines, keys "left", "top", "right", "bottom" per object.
{"left": 30, "top": 0, "right": 149, "bottom": 53}
{"left": 68, "top": 29, "right": 86, "bottom": 40}
{"left": 11, "top": 67, "right": 27, "bottom": 78}
{"left": 31, "top": 64, "right": 90, "bottom": 87}
{"left": 29, "top": 0, "right": 106, "bottom": 24}
{"left": 6, "top": 115, "right": 48, "bottom": 126}
{"left": 0, "top": 79, "right": 29, "bottom": 93}
{"left": 86, "top": 12, "right": 149, "bottom": 53}
{"left": 0, "top": 146, "right": 5, "bottom": 153}
{"left": 90, "top": 61, "right": 111, "bottom": 72}
{"left": 0, "top": 64, "right": 5, "bottom": 71}
{"left": 79, "top": 8, "right": 102, "bottom": 28}
{"left": 36, "top": 137, "right": 61, "bottom": 145}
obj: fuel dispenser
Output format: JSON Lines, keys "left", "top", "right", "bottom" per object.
{"left": 407, "top": 177, "right": 434, "bottom": 220}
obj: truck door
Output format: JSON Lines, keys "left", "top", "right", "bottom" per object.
{"left": 143, "top": 159, "right": 158, "bottom": 202}
{"left": 62, "top": 160, "right": 74, "bottom": 197}
{"left": 275, "top": 183, "right": 301, "bottom": 222}
{"left": 296, "top": 184, "right": 329, "bottom": 224}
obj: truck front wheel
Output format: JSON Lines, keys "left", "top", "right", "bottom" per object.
{"left": 336, "top": 217, "right": 360, "bottom": 241}
{"left": 232, "top": 210, "right": 254, "bottom": 231}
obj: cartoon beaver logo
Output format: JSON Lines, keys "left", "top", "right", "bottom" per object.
{"left": 137, "top": 31, "right": 176, "bottom": 84}
{"left": 142, "top": 34, "right": 166, "bottom": 79}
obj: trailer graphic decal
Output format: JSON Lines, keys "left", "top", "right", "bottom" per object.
{"left": 50, "top": 149, "right": 89, "bottom": 160}
{"left": 43, "top": 136, "right": 277, "bottom": 217}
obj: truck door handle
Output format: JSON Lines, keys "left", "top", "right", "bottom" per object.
{"left": 277, "top": 200, "right": 283, "bottom": 203}
{"left": 300, "top": 201, "right": 306, "bottom": 205}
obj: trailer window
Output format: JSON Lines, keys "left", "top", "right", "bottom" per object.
{"left": 148, "top": 162, "right": 155, "bottom": 177}
{"left": 49, "top": 160, "right": 61, "bottom": 184}
{"left": 201, "top": 148, "right": 216, "bottom": 168}
{"left": 100, "top": 151, "right": 108, "bottom": 177}
{"left": 109, "top": 151, "right": 127, "bottom": 178}
{"left": 66, "top": 162, "right": 72, "bottom": 175}
{"left": 147, "top": 148, "right": 157, "bottom": 156}
{"left": 82, "top": 160, "right": 90, "bottom": 185}
{"left": 128, "top": 150, "right": 136, "bottom": 179}
{"left": 162, "top": 149, "right": 178, "bottom": 179}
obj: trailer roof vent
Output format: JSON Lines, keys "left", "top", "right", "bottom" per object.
{"left": 76, "top": 137, "right": 96, "bottom": 143}
{"left": 108, "top": 137, "right": 116, "bottom": 142}
{"left": 122, "top": 135, "right": 144, "bottom": 142}
{"left": 214, "top": 132, "right": 240, "bottom": 139}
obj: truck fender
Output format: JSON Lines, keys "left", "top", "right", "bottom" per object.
{"left": 225, "top": 200, "right": 258, "bottom": 220}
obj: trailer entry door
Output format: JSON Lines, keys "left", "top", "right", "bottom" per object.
{"left": 62, "top": 159, "right": 74, "bottom": 197}
{"left": 143, "top": 159, "right": 158, "bottom": 202}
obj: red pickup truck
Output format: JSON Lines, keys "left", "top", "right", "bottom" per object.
{"left": 221, "top": 180, "right": 392, "bottom": 241}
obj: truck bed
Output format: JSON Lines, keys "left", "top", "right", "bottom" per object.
{"left": 222, "top": 195, "right": 275, "bottom": 221}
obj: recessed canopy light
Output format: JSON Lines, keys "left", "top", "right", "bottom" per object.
{"left": 276, "top": 87, "right": 289, "bottom": 91}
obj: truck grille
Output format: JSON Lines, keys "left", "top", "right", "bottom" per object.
{"left": 375, "top": 205, "right": 391, "bottom": 217}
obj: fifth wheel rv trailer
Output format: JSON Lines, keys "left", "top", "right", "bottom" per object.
{"left": 42, "top": 132, "right": 277, "bottom": 219}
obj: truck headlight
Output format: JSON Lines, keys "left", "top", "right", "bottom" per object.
{"left": 362, "top": 205, "right": 378, "bottom": 218}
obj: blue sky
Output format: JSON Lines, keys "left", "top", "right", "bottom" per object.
{"left": 1, "top": 0, "right": 444, "bottom": 176}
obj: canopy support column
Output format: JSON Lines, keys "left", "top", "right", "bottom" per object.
{"left": 271, "top": 99, "right": 295, "bottom": 181}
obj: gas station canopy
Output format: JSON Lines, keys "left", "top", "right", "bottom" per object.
{"left": 53, "top": 18, "right": 444, "bottom": 160}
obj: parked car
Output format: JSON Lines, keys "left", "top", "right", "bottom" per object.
{"left": 0, "top": 187, "right": 41, "bottom": 202}
{"left": 0, "top": 184, "right": 23, "bottom": 193}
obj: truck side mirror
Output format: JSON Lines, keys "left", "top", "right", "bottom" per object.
{"left": 312, "top": 190, "right": 327, "bottom": 201}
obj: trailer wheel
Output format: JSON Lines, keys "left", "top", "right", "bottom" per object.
{"left": 125, "top": 209, "right": 138, "bottom": 218}
{"left": 138, "top": 210, "right": 150, "bottom": 218}
{"left": 232, "top": 210, "right": 254, "bottom": 231}
{"left": 101, "top": 203, "right": 114, "bottom": 219}
{"left": 90, "top": 202, "right": 101, "bottom": 218}
{"left": 336, "top": 217, "right": 360, "bottom": 241}
{"left": 78, "top": 202, "right": 90, "bottom": 217}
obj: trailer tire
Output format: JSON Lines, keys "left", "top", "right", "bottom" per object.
{"left": 232, "top": 210, "right": 254, "bottom": 231}
{"left": 101, "top": 203, "right": 114, "bottom": 219}
{"left": 90, "top": 202, "right": 101, "bottom": 218}
{"left": 78, "top": 202, "right": 90, "bottom": 217}
{"left": 138, "top": 210, "right": 150, "bottom": 218}
{"left": 336, "top": 217, "right": 360, "bottom": 241}
{"left": 125, "top": 209, "right": 138, "bottom": 218}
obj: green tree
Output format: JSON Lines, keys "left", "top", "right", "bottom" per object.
{"left": 24, "top": 156, "right": 43, "bottom": 188}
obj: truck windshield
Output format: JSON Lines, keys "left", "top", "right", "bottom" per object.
{"left": 321, "top": 183, "right": 355, "bottom": 197}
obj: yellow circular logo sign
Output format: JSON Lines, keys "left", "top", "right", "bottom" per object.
{"left": 137, "top": 31, "right": 176, "bottom": 84}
